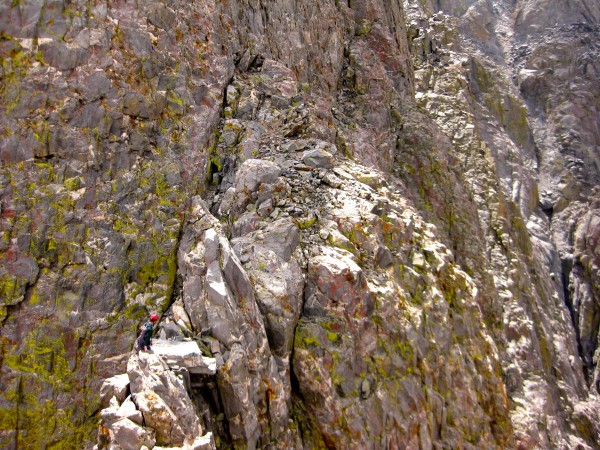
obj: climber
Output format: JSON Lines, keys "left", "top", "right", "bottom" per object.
{"left": 136, "top": 314, "right": 159, "bottom": 352}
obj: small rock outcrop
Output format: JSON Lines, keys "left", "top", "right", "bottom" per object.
{"left": 97, "top": 343, "right": 216, "bottom": 450}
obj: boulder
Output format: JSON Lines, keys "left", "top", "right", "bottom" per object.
{"left": 158, "top": 322, "right": 185, "bottom": 341}
{"left": 216, "top": 344, "right": 260, "bottom": 448}
{"left": 260, "top": 219, "right": 300, "bottom": 262}
{"left": 111, "top": 417, "right": 156, "bottom": 450}
{"left": 303, "top": 148, "right": 335, "bottom": 169}
{"left": 233, "top": 242, "right": 304, "bottom": 358}
{"left": 305, "top": 247, "right": 374, "bottom": 317}
{"left": 100, "top": 373, "right": 130, "bottom": 407}
{"left": 99, "top": 396, "right": 123, "bottom": 428}
{"left": 118, "top": 396, "right": 144, "bottom": 425}
{"left": 132, "top": 388, "right": 187, "bottom": 446}
{"left": 171, "top": 298, "right": 194, "bottom": 335}
{"left": 237, "top": 159, "right": 281, "bottom": 190}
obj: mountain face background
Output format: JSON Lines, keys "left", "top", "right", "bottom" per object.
{"left": 0, "top": 0, "right": 598, "bottom": 448}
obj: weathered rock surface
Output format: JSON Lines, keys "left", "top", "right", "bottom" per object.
{"left": 0, "top": 0, "right": 599, "bottom": 449}
{"left": 404, "top": 0, "right": 600, "bottom": 447}
{"left": 100, "top": 373, "right": 131, "bottom": 407}
{"left": 152, "top": 339, "right": 216, "bottom": 375}
{"left": 97, "top": 350, "right": 215, "bottom": 450}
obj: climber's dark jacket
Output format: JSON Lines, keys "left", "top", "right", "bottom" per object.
{"left": 136, "top": 322, "right": 154, "bottom": 349}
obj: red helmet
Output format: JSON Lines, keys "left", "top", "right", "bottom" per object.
{"left": 150, "top": 314, "right": 159, "bottom": 322}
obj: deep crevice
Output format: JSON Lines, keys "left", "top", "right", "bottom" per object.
{"left": 560, "top": 257, "right": 594, "bottom": 386}
{"left": 189, "top": 373, "right": 231, "bottom": 447}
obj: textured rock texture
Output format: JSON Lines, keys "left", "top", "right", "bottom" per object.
{"left": 0, "top": 0, "right": 599, "bottom": 449}
{"left": 97, "top": 350, "right": 214, "bottom": 449}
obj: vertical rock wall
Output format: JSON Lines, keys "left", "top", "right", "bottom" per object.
{"left": 0, "top": 0, "right": 231, "bottom": 446}
{"left": 404, "top": 0, "right": 600, "bottom": 447}
{"left": 0, "top": 0, "right": 598, "bottom": 448}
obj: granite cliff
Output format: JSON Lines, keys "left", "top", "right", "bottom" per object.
{"left": 0, "top": 0, "right": 598, "bottom": 448}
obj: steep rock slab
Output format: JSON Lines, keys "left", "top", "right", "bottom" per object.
{"left": 110, "top": 417, "right": 156, "bottom": 450}
{"left": 290, "top": 161, "right": 512, "bottom": 448}
{"left": 205, "top": 48, "right": 511, "bottom": 447}
{"left": 231, "top": 235, "right": 304, "bottom": 359}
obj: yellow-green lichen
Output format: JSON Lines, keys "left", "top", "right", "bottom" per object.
{"left": 295, "top": 214, "right": 318, "bottom": 230}
{"left": 5, "top": 331, "right": 74, "bottom": 391}
{"left": 0, "top": 394, "right": 98, "bottom": 449}
{"left": 327, "top": 332, "right": 341, "bottom": 343}
{"left": 0, "top": 274, "right": 24, "bottom": 305}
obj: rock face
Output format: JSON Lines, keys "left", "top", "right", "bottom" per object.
{"left": 403, "top": 1, "right": 600, "bottom": 447}
{"left": 0, "top": 0, "right": 599, "bottom": 449}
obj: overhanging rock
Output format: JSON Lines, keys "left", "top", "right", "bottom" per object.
{"left": 151, "top": 339, "right": 217, "bottom": 375}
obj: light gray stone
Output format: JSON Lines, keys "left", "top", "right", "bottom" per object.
{"left": 118, "top": 396, "right": 143, "bottom": 425}
{"left": 111, "top": 417, "right": 155, "bottom": 450}
{"left": 302, "top": 148, "right": 335, "bottom": 169}
{"left": 216, "top": 344, "right": 260, "bottom": 448}
{"left": 128, "top": 352, "right": 203, "bottom": 447}
{"left": 261, "top": 219, "right": 300, "bottom": 262}
{"left": 234, "top": 159, "right": 281, "bottom": 194}
{"left": 100, "top": 374, "right": 130, "bottom": 408}
{"left": 151, "top": 339, "right": 217, "bottom": 375}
